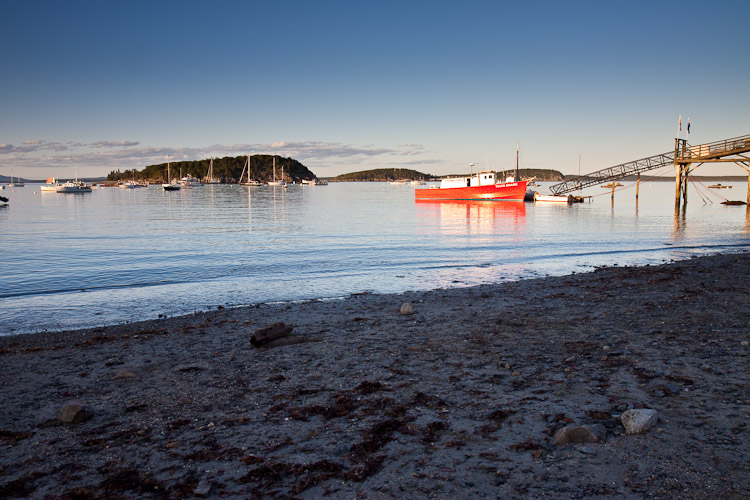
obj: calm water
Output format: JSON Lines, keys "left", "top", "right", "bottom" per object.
{"left": 2, "top": 181, "right": 749, "bottom": 335}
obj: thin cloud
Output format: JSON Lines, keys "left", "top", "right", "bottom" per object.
{"left": 0, "top": 139, "right": 434, "bottom": 175}
{"left": 89, "top": 140, "right": 140, "bottom": 148}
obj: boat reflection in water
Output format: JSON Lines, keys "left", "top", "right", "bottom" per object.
{"left": 415, "top": 199, "right": 526, "bottom": 235}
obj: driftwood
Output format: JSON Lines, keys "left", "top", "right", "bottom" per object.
{"left": 251, "top": 322, "right": 294, "bottom": 347}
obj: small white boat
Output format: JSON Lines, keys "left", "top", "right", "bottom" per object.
{"left": 534, "top": 193, "right": 571, "bottom": 203}
{"left": 56, "top": 180, "right": 92, "bottom": 193}
{"left": 41, "top": 173, "right": 91, "bottom": 193}
{"left": 119, "top": 180, "right": 145, "bottom": 189}
{"left": 40, "top": 177, "right": 58, "bottom": 192}
{"left": 180, "top": 174, "right": 202, "bottom": 187}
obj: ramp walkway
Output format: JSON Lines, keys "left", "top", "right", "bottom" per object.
{"left": 548, "top": 134, "right": 750, "bottom": 196}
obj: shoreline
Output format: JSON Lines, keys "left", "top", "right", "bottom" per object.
{"left": 1, "top": 253, "right": 748, "bottom": 498}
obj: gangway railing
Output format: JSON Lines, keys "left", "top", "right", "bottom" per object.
{"left": 549, "top": 133, "right": 750, "bottom": 196}
{"left": 549, "top": 151, "right": 675, "bottom": 195}
{"left": 678, "top": 133, "right": 750, "bottom": 161}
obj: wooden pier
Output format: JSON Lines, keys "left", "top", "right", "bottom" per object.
{"left": 549, "top": 133, "right": 750, "bottom": 211}
{"left": 673, "top": 134, "right": 750, "bottom": 210}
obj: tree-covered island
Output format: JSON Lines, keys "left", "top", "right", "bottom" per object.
{"left": 332, "top": 168, "right": 564, "bottom": 182}
{"left": 107, "top": 155, "right": 317, "bottom": 184}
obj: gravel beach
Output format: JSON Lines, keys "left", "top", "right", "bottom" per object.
{"left": 1, "top": 252, "right": 748, "bottom": 499}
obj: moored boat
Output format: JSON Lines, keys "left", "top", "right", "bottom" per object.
{"left": 415, "top": 171, "right": 527, "bottom": 201}
{"left": 416, "top": 143, "right": 528, "bottom": 201}
{"left": 180, "top": 174, "right": 202, "bottom": 187}
{"left": 56, "top": 180, "right": 92, "bottom": 193}
{"left": 534, "top": 193, "right": 572, "bottom": 203}
{"left": 162, "top": 156, "right": 181, "bottom": 191}
{"left": 204, "top": 158, "right": 220, "bottom": 184}
{"left": 8, "top": 170, "right": 24, "bottom": 187}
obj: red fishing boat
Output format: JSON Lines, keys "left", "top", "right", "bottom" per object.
{"left": 415, "top": 171, "right": 527, "bottom": 201}
{"left": 416, "top": 143, "right": 529, "bottom": 201}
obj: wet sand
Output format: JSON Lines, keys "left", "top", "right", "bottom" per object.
{"left": 1, "top": 252, "right": 748, "bottom": 499}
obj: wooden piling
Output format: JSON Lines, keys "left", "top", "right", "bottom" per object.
{"left": 674, "top": 139, "right": 682, "bottom": 211}
{"left": 636, "top": 173, "right": 640, "bottom": 201}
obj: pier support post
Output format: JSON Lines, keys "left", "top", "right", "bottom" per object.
{"left": 674, "top": 138, "right": 683, "bottom": 212}
{"left": 675, "top": 164, "right": 683, "bottom": 211}
{"left": 636, "top": 173, "right": 640, "bottom": 201}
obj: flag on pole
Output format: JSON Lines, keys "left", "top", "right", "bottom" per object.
{"left": 679, "top": 114, "right": 682, "bottom": 131}
{"left": 687, "top": 117, "right": 691, "bottom": 134}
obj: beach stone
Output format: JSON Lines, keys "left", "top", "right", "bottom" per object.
{"left": 194, "top": 479, "right": 211, "bottom": 497}
{"left": 621, "top": 409, "right": 659, "bottom": 434}
{"left": 400, "top": 303, "right": 414, "bottom": 315}
{"left": 58, "top": 403, "right": 93, "bottom": 424}
{"left": 113, "top": 369, "right": 138, "bottom": 380}
{"left": 553, "top": 424, "right": 607, "bottom": 446}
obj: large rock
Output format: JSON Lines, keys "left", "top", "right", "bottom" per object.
{"left": 553, "top": 424, "right": 607, "bottom": 446}
{"left": 58, "top": 403, "right": 93, "bottom": 424}
{"left": 621, "top": 409, "right": 659, "bottom": 434}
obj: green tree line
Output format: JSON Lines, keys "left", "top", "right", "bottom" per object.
{"left": 333, "top": 168, "right": 434, "bottom": 182}
{"left": 107, "top": 155, "right": 317, "bottom": 183}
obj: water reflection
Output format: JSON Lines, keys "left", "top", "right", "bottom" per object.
{"left": 415, "top": 199, "right": 526, "bottom": 235}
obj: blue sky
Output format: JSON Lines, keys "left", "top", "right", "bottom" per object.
{"left": 2, "top": 0, "right": 748, "bottom": 179}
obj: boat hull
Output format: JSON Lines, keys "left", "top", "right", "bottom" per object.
{"left": 415, "top": 181, "right": 528, "bottom": 201}
{"left": 534, "top": 193, "right": 571, "bottom": 203}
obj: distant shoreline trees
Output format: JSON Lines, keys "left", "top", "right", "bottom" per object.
{"left": 107, "top": 155, "right": 316, "bottom": 183}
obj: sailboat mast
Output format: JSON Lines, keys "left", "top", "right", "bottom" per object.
{"left": 515, "top": 141, "right": 519, "bottom": 181}
{"left": 273, "top": 157, "right": 276, "bottom": 183}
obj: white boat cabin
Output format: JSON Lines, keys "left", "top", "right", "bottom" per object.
{"left": 439, "top": 171, "right": 514, "bottom": 189}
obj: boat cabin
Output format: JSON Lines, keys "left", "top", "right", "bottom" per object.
{"left": 440, "top": 171, "right": 511, "bottom": 189}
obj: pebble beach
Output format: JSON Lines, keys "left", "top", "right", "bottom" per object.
{"left": 1, "top": 252, "right": 748, "bottom": 499}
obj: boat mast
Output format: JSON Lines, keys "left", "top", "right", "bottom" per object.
{"left": 273, "top": 156, "right": 276, "bottom": 183}
{"left": 515, "top": 141, "right": 519, "bottom": 182}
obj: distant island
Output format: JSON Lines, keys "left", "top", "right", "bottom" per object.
{"left": 332, "top": 168, "right": 565, "bottom": 182}
{"left": 107, "top": 155, "right": 317, "bottom": 184}
{"left": 333, "top": 168, "right": 435, "bottom": 182}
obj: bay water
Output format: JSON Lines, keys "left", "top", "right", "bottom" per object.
{"left": 2, "top": 181, "right": 749, "bottom": 336}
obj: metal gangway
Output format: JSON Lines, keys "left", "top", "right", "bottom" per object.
{"left": 548, "top": 133, "right": 750, "bottom": 196}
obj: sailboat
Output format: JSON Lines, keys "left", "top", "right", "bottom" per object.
{"left": 239, "top": 154, "right": 263, "bottom": 186}
{"left": 8, "top": 169, "right": 24, "bottom": 187}
{"left": 204, "top": 158, "right": 219, "bottom": 184}
{"left": 267, "top": 157, "right": 282, "bottom": 186}
{"left": 162, "top": 156, "right": 181, "bottom": 191}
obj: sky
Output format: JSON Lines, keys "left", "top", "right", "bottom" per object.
{"left": 1, "top": 0, "right": 749, "bottom": 180}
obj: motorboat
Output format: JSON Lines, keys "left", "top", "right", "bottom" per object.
{"left": 415, "top": 171, "right": 527, "bottom": 201}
